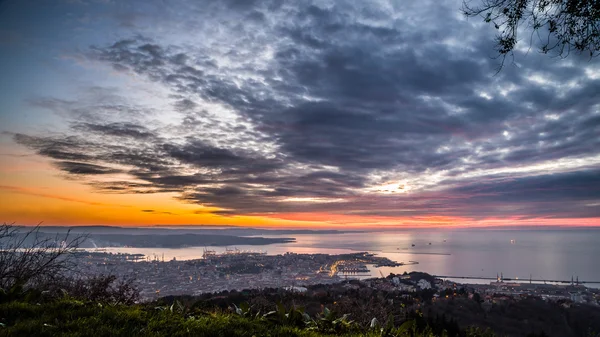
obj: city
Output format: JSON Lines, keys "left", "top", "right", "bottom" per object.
{"left": 71, "top": 250, "right": 600, "bottom": 307}
{"left": 71, "top": 250, "right": 402, "bottom": 299}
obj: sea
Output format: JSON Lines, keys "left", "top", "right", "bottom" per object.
{"left": 93, "top": 229, "right": 600, "bottom": 288}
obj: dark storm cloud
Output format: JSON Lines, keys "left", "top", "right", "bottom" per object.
{"left": 89, "top": 181, "right": 178, "bottom": 194}
{"left": 271, "top": 101, "right": 474, "bottom": 172}
{"left": 54, "top": 161, "right": 122, "bottom": 175}
{"left": 14, "top": 133, "right": 95, "bottom": 161}
{"left": 162, "top": 140, "right": 282, "bottom": 172}
{"left": 193, "top": 170, "right": 600, "bottom": 219}
{"left": 89, "top": 35, "right": 493, "bottom": 174}
{"left": 72, "top": 122, "right": 155, "bottom": 139}
{"left": 433, "top": 170, "right": 600, "bottom": 218}
{"left": 13, "top": 130, "right": 286, "bottom": 187}
{"left": 172, "top": 98, "right": 197, "bottom": 112}
{"left": 141, "top": 209, "right": 175, "bottom": 215}
{"left": 27, "top": 94, "right": 148, "bottom": 121}
{"left": 455, "top": 170, "right": 600, "bottom": 203}
{"left": 13, "top": 0, "right": 600, "bottom": 220}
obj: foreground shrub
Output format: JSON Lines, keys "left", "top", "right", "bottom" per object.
{"left": 0, "top": 223, "right": 85, "bottom": 291}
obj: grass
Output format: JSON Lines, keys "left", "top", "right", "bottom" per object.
{"left": 0, "top": 297, "right": 498, "bottom": 337}
{"left": 1, "top": 299, "right": 323, "bottom": 337}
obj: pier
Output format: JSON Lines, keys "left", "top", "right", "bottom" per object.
{"left": 434, "top": 275, "right": 600, "bottom": 285}
{"left": 374, "top": 260, "right": 419, "bottom": 267}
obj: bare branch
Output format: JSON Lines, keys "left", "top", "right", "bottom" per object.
{"left": 0, "top": 223, "right": 88, "bottom": 290}
{"left": 463, "top": 0, "right": 600, "bottom": 68}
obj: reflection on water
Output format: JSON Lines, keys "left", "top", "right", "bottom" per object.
{"left": 90, "top": 229, "right": 600, "bottom": 287}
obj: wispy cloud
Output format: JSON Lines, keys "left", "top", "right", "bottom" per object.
{"left": 0, "top": 185, "right": 130, "bottom": 207}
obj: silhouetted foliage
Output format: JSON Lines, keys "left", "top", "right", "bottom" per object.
{"left": 56, "top": 274, "right": 140, "bottom": 305}
{"left": 0, "top": 223, "right": 86, "bottom": 290}
{"left": 473, "top": 292, "right": 482, "bottom": 303}
{"left": 463, "top": 0, "right": 600, "bottom": 64}
{"left": 0, "top": 223, "right": 139, "bottom": 306}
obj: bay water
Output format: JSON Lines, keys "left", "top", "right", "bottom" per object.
{"left": 96, "top": 229, "right": 600, "bottom": 287}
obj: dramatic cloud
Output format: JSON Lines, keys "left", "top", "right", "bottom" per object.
{"left": 54, "top": 161, "right": 123, "bottom": 175}
{"left": 7, "top": 0, "right": 600, "bottom": 223}
{"left": 72, "top": 122, "right": 155, "bottom": 140}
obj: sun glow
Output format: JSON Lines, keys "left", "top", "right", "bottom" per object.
{"left": 366, "top": 181, "right": 411, "bottom": 194}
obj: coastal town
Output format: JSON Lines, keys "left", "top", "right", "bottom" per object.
{"left": 72, "top": 250, "right": 404, "bottom": 299}
{"left": 71, "top": 250, "right": 600, "bottom": 307}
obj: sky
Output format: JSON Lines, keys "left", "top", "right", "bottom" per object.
{"left": 0, "top": 0, "right": 599, "bottom": 228}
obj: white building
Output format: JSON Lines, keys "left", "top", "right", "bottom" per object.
{"left": 570, "top": 292, "right": 584, "bottom": 303}
{"left": 397, "top": 284, "right": 416, "bottom": 292}
{"left": 417, "top": 279, "right": 431, "bottom": 290}
{"left": 285, "top": 286, "right": 307, "bottom": 293}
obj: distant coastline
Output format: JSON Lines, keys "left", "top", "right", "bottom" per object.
{"left": 18, "top": 225, "right": 364, "bottom": 236}
{"left": 15, "top": 225, "right": 368, "bottom": 249}
{"left": 82, "top": 233, "right": 295, "bottom": 248}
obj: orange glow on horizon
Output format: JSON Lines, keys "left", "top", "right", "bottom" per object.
{"left": 2, "top": 182, "right": 599, "bottom": 229}
{"left": 2, "top": 147, "right": 599, "bottom": 229}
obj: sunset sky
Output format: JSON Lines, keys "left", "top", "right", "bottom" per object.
{"left": 1, "top": 0, "right": 599, "bottom": 228}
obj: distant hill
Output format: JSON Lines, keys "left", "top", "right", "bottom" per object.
{"left": 12, "top": 225, "right": 368, "bottom": 248}
{"left": 81, "top": 233, "right": 295, "bottom": 248}
{"left": 19, "top": 225, "right": 363, "bottom": 236}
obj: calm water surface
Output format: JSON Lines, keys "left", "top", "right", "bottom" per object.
{"left": 97, "top": 229, "right": 600, "bottom": 286}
